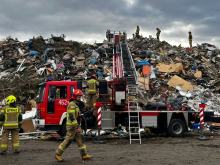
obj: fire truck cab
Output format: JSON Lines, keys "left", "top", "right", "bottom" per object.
{"left": 35, "top": 81, "right": 80, "bottom": 134}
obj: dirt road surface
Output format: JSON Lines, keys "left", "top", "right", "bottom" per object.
{"left": 0, "top": 136, "right": 220, "bottom": 165}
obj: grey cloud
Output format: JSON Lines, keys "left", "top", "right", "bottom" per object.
{"left": 0, "top": 0, "right": 219, "bottom": 47}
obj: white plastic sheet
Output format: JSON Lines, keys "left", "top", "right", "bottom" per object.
{"left": 22, "top": 108, "right": 37, "bottom": 120}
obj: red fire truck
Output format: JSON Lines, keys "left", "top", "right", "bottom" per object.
{"left": 35, "top": 80, "right": 81, "bottom": 135}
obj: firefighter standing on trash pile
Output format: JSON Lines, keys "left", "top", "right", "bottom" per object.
{"left": 55, "top": 89, "right": 92, "bottom": 162}
{"left": 156, "top": 28, "right": 161, "bottom": 41}
{"left": 188, "top": 31, "right": 193, "bottom": 48}
{"left": 86, "top": 75, "right": 99, "bottom": 110}
{"left": 0, "top": 95, "right": 22, "bottom": 154}
{"left": 136, "top": 25, "right": 140, "bottom": 38}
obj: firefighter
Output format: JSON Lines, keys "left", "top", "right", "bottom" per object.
{"left": 26, "top": 90, "right": 36, "bottom": 110}
{"left": 136, "top": 25, "right": 140, "bottom": 38}
{"left": 55, "top": 89, "right": 92, "bottom": 162}
{"left": 0, "top": 95, "right": 22, "bottom": 154}
{"left": 106, "top": 29, "right": 110, "bottom": 42}
{"left": 86, "top": 75, "right": 99, "bottom": 109}
{"left": 156, "top": 28, "right": 161, "bottom": 41}
{"left": 188, "top": 31, "right": 192, "bottom": 48}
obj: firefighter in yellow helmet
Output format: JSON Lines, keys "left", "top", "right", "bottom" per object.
{"left": 86, "top": 75, "right": 99, "bottom": 109}
{"left": 0, "top": 95, "right": 22, "bottom": 154}
{"left": 55, "top": 89, "right": 92, "bottom": 162}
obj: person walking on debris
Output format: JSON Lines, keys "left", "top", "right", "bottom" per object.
{"left": 27, "top": 90, "right": 36, "bottom": 110}
{"left": 136, "top": 25, "right": 140, "bottom": 38}
{"left": 86, "top": 75, "right": 99, "bottom": 110}
{"left": 188, "top": 31, "right": 192, "bottom": 48}
{"left": 0, "top": 95, "right": 22, "bottom": 154}
{"left": 156, "top": 28, "right": 161, "bottom": 41}
{"left": 106, "top": 29, "right": 111, "bottom": 42}
{"left": 55, "top": 89, "right": 92, "bottom": 162}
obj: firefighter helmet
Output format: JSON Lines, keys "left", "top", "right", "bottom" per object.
{"left": 6, "top": 95, "right": 16, "bottom": 105}
{"left": 74, "top": 89, "right": 83, "bottom": 96}
{"left": 70, "top": 89, "right": 83, "bottom": 100}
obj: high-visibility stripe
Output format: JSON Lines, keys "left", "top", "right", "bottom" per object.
{"left": 3, "top": 123, "right": 18, "bottom": 126}
{"left": 79, "top": 145, "right": 86, "bottom": 150}
{"left": 6, "top": 108, "right": 18, "bottom": 113}
{"left": 13, "top": 143, "right": 20, "bottom": 148}
{"left": 66, "top": 121, "right": 78, "bottom": 126}
{"left": 3, "top": 123, "right": 19, "bottom": 129}
{"left": 68, "top": 110, "right": 77, "bottom": 113}
{"left": 0, "top": 144, "right": 8, "bottom": 149}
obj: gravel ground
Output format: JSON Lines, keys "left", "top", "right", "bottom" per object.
{"left": 0, "top": 135, "right": 220, "bottom": 165}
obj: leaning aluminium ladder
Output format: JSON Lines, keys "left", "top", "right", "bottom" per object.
{"left": 121, "top": 42, "right": 141, "bottom": 144}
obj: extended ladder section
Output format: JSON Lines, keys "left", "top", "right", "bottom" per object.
{"left": 120, "top": 42, "right": 141, "bottom": 144}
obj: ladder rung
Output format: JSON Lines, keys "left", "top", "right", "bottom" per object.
{"left": 130, "top": 139, "right": 141, "bottom": 141}
{"left": 130, "top": 133, "right": 140, "bottom": 135}
{"left": 129, "top": 107, "right": 137, "bottom": 109}
{"left": 128, "top": 92, "right": 137, "bottom": 94}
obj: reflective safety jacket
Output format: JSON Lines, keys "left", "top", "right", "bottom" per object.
{"left": 87, "top": 79, "right": 98, "bottom": 94}
{"left": 1, "top": 105, "right": 22, "bottom": 129}
{"left": 66, "top": 101, "right": 80, "bottom": 127}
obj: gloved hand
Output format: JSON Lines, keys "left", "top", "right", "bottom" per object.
{"left": 69, "top": 113, "right": 75, "bottom": 122}
{"left": 18, "top": 122, "right": 22, "bottom": 129}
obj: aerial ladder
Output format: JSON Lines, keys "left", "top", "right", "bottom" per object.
{"left": 111, "top": 32, "right": 141, "bottom": 144}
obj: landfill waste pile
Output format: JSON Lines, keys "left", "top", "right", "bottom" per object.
{"left": 127, "top": 36, "right": 220, "bottom": 115}
{"left": 0, "top": 34, "right": 220, "bottom": 116}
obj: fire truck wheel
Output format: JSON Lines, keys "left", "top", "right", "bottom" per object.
{"left": 58, "top": 121, "right": 67, "bottom": 137}
{"left": 168, "top": 119, "right": 186, "bottom": 137}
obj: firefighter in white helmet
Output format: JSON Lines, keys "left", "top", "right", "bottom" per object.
{"left": 55, "top": 89, "right": 92, "bottom": 162}
{"left": 0, "top": 95, "right": 22, "bottom": 154}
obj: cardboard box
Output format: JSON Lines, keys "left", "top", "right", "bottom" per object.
{"left": 21, "top": 119, "right": 35, "bottom": 132}
{"left": 168, "top": 75, "right": 193, "bottom": 91}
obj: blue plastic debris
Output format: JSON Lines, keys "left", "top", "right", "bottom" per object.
{"left": 192, "top": 123, "right": 200, "bottom": 130}
{"left": 29, "top": 50, "right": 40, "bottom": 57}
{"left": 90, "top": 58, "right": 97, "bottom": 64}
{"left": 97, "top": 69, "right": 104, "bottom": 79}
{"left": 136, "top": 60, "right": 150, "bottom": 66}
{"left": 138, "top": 50, "right": 152, "bottom": 56}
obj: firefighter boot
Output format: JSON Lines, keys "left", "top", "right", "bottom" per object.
{"left": 80, "top": 145, "right": 92, "bottom": 161}
{"left": 55, "top": 154, "right": 64, "bottom": 162}
{"left": 0, "top": 151, "right": 7, "bottom": 155}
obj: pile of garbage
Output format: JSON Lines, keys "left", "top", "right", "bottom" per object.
{"left": 128, "top": 36, "right": 220, "bottom": 114}
{"left": 0, "top": 35, "right": 111, "bottom": 106}
{"left": 1, "top": 33, "right": 220, "bottom": 115}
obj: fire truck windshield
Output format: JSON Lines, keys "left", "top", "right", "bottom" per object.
{"left": 36, "top": 85, "right": 45, "bottom": 103}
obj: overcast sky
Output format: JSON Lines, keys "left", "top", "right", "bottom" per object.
{"left": 0, "top": 0, "right": 219, "bottom": 47}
